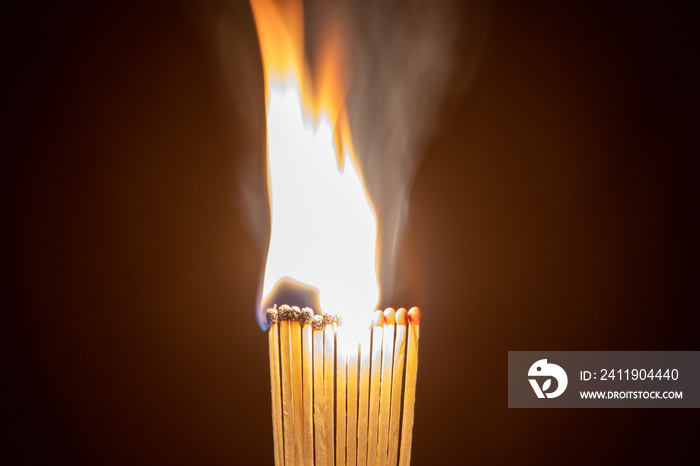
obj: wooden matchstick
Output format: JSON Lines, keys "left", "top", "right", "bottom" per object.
{"left": 367, "top": 310, "right": 385, "bottom": 464}
{"left": 289, "top": 308, "right": 304, "bottom": 465}
{"left": 278, "top": 308, "right": 295, "bottom": 466}
{"left": 301, "top": 309, "right": 314, "bottom": 466}
{"left": 323, "top": 316, "right": 335, "bottom": 466}
{"left": 336, "top": 331, "right": 347, "bottom": 466}
{"left": 387, "top": 308, "right": 407, "bottom": 466}
{"left": 313, "top": 315, "right": 326, "bottom": 464}
{"left": 268, "top": 305, "right": 418, "bottom": 465}
{"left": 357, "top": 326, "right": 371, "bottom": 465}
{"left": 266, "top": 308, "right": 284, "bottom": 466}
{"left": 399, "top": 307, "right": 421, "bottom": 466}
{"left": 376, "top": 308, "right": 396, "bottom": 466}
{"left": 346, "top": 339, "right": 359, "bottom": 466}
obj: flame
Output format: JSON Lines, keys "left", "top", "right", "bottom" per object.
{"left": 251, "top": 0, "right": 379, "bottom": 342}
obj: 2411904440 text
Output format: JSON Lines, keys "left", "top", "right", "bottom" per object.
{"left": 580, "top": 369, "right": 679, "bottom": 381}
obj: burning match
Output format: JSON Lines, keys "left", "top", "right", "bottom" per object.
{"left": 249, "top": 0, "right": 424, "bottom": 463}
{"left": 267, "top": 305, "right": 421, "bottom": 465}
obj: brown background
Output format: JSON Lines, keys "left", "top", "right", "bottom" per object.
{"left": 4, "top": 1, "right": 698, "bottom": 464}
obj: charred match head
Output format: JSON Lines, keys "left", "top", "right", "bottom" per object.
{"left": 312, "top": 314, "right": 325, "bottom": 331}
{"left": 266, "top": 307, "right": 279, "bottom": 327}
{"left": 300, "top": 307, "right": 314, "bottom": 326}
{"left": 266, "top": 305, "right": 340, "bottom": 329}
{"left": 277, "top": 304, "right": 299, "bottom": 321}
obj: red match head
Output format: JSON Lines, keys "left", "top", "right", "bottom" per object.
{"left": 408, "top": 307, "right": 421, "bottom": 326}
{"left": 383, "top": 308, "right": 396, "bottom": 325}
{"left": 395, "top": 308, "right": 407, "bottom": 326}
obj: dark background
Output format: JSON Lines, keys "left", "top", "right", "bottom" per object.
{"left": 4, "top": 1, "right": 698, "bottom": 464}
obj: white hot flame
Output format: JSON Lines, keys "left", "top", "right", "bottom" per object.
{"left": 261, "top": 79, "right": 379, "bottom": 342}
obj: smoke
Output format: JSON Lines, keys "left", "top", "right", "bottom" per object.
{"left": 189, "top": 0, "right": 490, "bottom": 305}
{"left": 335, "top": 0, "right": 491, "bottom": 302}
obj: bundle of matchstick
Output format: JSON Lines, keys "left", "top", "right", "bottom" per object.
{"left": 266, "top": 305, "right": 421, "bottom": 466}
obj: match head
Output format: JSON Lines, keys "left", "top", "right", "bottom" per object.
{"left": 266, "top": 307, "right": 278, "bottom": 327}
{"left": 300, "top": 307, "right": 314, "bottom": 326}
{"left": 383, "top": 308, "right": 396, "bottom": 325}
{"left": 372, "top": 309, "right": 385, "bottom": 328}
{"left": 312, "top": 314, "right": 325, "bottom": 330}
{"left": 395, "top": 308, "right": 407, "bottom": 326}
{"left": 408, "top": 307, "right": 421, "bottom": 326}
{"left": 322, "top": 314, "right": 336, "bottom": 327}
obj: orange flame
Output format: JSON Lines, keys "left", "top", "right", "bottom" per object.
{"left": 251, "top": 0, "right": 379, "bottom": 343}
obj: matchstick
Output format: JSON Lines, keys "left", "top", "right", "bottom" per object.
{"left": 387, "top": 308, "right": 407, "bottom": 466}
{"left": 399, "top": 307, "right": 421, "bottom": 466}
{"left": 313, "top": 315, "right": 326, "bottom": 464}
{"left": 336, "top": 330, "right": 347, "bottom": 466}
{"left": 357, "top": 326, "right": 371, "bottom": 465}
{"left": 346, "top": 338, "right": 359, "bottom": 466}
{"left": 376, "top": 308, "right": 396, "bottom": 466}
{"left": 267, "top": 305, "right": 419, "bottom": 465}
{"left": 289, "top": 307, "right": 304, "bottom": 465}
{"left": 323, "top": 316, "right": 335, "bottom": 466}
{"left": 301, "top": 308, "right": 314, "bottom": 466}
{"left": 266, "top": 308, "right": 284, "bottom": 466}
{"left": 367, "top": 310, "right": 385, "bottom": 464}
{"left": 278, "top": 307, "right": 295, "bottom": 466}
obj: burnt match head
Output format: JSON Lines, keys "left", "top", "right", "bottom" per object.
{"left": 383, "top": 308, "right": 396, "bottom": 325}
{"left": 277, "top": 304, "right": 299, "bottom": 321}
{"left": 266, "top": 304, "right": 340, "bottom": 329}
{"left": 372, "top": 309, "right": 385, "bottom": 328}
{"left": 408, "top": 307, "right": 421, "bottom": 326}
{"left": 312, "top": 314, "right": 325, "bottom": 330}
{"left": 395, "top": 308, "right": 407, "bottom": 326}
{"left": 266, "top": 307, "right": 279, "bottom": 327}
{"left": 322, "top": 314, "right": 338, "bottom": 327}
{"left": 300, "top": 307, "right": 314, "bottom": 326}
